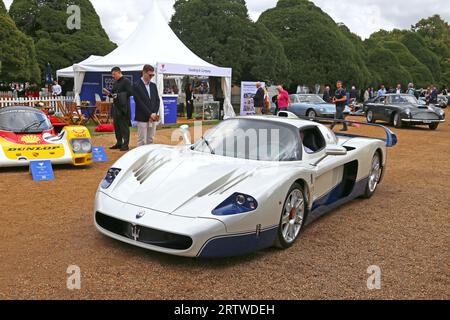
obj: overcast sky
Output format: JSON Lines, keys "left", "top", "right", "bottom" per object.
{"left": 4, "top": 0, "right": 449, "bottom": 44}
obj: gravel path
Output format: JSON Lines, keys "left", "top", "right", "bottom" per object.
{"left": 0, "top": 115, "right": 449, "bottom": 300}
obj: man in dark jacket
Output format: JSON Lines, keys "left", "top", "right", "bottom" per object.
{"left": 253, "top": 82, "right": 265, "bottom": 115}
{"left": 106, "top": 67, "right": 132, "bottom": 151}
{"left": 322, "top": 86, "right": 331, "bottom": 103}
{"left": 133, "top": 64, "right": 160, "bottom": 146}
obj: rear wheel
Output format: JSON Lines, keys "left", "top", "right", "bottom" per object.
{"left": 429, "top": 123, "right": 439, "bottom": 130}
{"left": 274, "top": 183, "right": 306, "bottom": 248}
{"left": 392, "top": 113, "right": 402, "bottom": 128}
{"left": 362, "top": 152, "right": 383, "bottom": 199}
{"left": 307, "top": 109, "right": 317, "bottom": 119}
{"left": 366, "top": 110, "right": 376, "bottom": 123}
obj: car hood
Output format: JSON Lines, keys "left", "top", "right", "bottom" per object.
{"left": 105, "top": 147, "right": 289, "bottom": 216}
{"left": 403, "top": 104, "right": 440, "bottom": 114}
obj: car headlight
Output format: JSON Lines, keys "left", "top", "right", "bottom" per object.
{"left": 404, "top": 108, "right": 411, "bottom": 117}
{"left": 212, "top": 193, "right": 258, "bottom": 216}
{"left": 71, "top": 139, "right": 92, "bottom": 154}
{"left": 101, "top": 168, "right": 121, "bottom": 189}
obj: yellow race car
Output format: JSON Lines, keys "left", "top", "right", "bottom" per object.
{"left": 0, "top": 106, "right": 92, "bottom": 167}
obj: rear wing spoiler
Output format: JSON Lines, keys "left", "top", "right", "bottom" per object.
{"left": 277, "top": 111, "right": 397, "bottom": 147}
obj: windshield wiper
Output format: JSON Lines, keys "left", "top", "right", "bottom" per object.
{"left": 19, "top": 119, "right": 47, "bottom": 133}
{"left": 201, "top": 136, "right": 215, "bottom": 154}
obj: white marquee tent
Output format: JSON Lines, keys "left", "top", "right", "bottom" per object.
{"left": 56, "top": 55, "right": 102, "bottom": 79}
{"left": 72, "top": 0, "right": 235, "bottom": 122}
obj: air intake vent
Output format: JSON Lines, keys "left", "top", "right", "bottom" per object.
{"left": 133, "top": 155, "right": 170, "bottom": 184}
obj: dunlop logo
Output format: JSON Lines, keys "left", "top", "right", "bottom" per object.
{"left": 7, "top": 146, "right": 62, "bottom": 152}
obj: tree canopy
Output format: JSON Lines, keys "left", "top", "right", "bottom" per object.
{"left": 258, "top": 0, "right": 371, "bottom": 91}
{"left": 0, "top": 0, "right": 6, "bottom": 14}
{"left": 0, "top": 12, "right": 40, "bottom": 82}
{"left": 170, "top": 0, "right": 290, "bottom": 84}
{"left": 9, "top": 0, "right": 116, "bottom": 80}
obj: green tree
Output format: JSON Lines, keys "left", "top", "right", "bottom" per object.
{"left": 381, "top": 41, "right": 434, "bottom": 88}
{"left": 170, "top": 0, "right": 290, "bottom": 83}
{"left": 366, "top": 46, "right": 412, "bottom": 87}
{"left": 400, "top": 32, "right": 441, "bottom": 81}
{"left": 412, "top": 15, "right": 450, "bottom": 85}
{"left": 9, "top": 0, "right": 116, "bottom": 80}
{"left": 0, "top": 0, "right": 6, "bottom": 14}
{"left": 0, "top": 12, "right": 40, "bottom": 82}
{"left": 258, "top": 0, "right": 371, "bottom": 90}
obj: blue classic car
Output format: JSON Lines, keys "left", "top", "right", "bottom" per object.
{"left": 287, "top": 94, "right": 351, "bottom": 119}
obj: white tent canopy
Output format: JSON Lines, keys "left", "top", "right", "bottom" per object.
{"left": 56, "top": 55, "right": 102, "bottom": 78}
{"left": 73, "top": 0, "right": 234, "bottom": 122}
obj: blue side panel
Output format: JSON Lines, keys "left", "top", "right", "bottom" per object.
{"left": 80, "top": 71, "right": 141, "bottom": 105}
{"left": 198, "top": 227, "right": 278, "bottom": 258}
{"left": 306, "top": 177, "right": 368, "bottom": 224}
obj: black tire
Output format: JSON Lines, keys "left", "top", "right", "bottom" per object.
{"left": 362, "top": 152, "right": 383, "bottom": 199}
{"left": 366, "top": 110, "right": 376, "bottom": 123}
{"left": 429, "top": 123, "right": 439, "bottom": 130}
{"left": 274, "top": 183, "right": 307, "bottom": 249}
{"left": 392, "top": 113, "right": 402, "bottom": 128}
{"left": 306, "top": 109, "right": 317, "bottom": 119}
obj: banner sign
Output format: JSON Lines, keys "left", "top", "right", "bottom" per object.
{"left": 162, "top": 95, "right": 178, "bottom": 124}
{"left": 240, "top": 81, "right": 265, "bottom": 116}
{"left": 30, "top": 160, "right": 54, "bottom": 181}
{"left": 157, "top": 63, "right": 232, "bottom": 78}
{"left": 92, "top": 146, "right": 108, "bottom": 162}
{"left": 102, "top": 74, "right": 133, "bottom": 93}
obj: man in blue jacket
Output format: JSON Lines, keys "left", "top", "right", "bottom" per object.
{"left": 133, "top": 64, "right": 161, "bottom": 147}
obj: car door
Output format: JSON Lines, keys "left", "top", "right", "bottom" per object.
{"left": 300, "top": 126, "right": 347, "bottom": 207}
{"left": 382, "top": 96, "right": 396, "bottom": 122}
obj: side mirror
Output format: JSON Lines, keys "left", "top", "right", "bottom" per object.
{"left": 325, "top": 145, "right": 347, "bottom": 156}
{"left": 180, "top": 125, "right": 192, "bottom": 145}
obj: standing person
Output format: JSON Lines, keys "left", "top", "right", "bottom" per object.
{"left": 185, "top": 83, "right": 194, "bottom": 119}
{"left": 377, "top": 84, "right": 386, "bottom": 97}
{"left": 105, "top": 67, "right": 133, "bottom": 151}
{"left": 406, "top": 83, "right": 415, "bottom": 95}
{"left": 323, "top": 86, "right": 331, "bottom": 103}
{"left": 349, "top": 86, "right": 358, "bottom": 101}
{"left": 395, "top": 84, "right": 402, "bottom": 94}
{"left": 330, "top": 80, "right": 348, "bottom": 131}
{"left": 364, "top": 87, "right": 370, "bottom": 102}
{"left": 133, "top": 64, "right": 160, "bottom": 147}
{"left": 429, "top": 85, "right": 438, "bottom": 105}
{"left": 52, "top": 80, "right": 62, "bottom": 96}
{"left": 276, "top": 85, "right": 289, "bottom": 112}
{"left": 253, "top": 82, "right": 265, "bottom": 115}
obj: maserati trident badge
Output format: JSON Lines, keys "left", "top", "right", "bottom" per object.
{"left": 136, "top": 210, "right": 146, "bottom": 219}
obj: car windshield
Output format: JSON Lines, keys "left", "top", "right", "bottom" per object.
{"left": 0, "top": 109, "right": 52, "bottom": 133}
{"left": 389, "top": 95, "right": 419, "bottom": 104}
{"left": 297, "top": 95, "right": 326, "bottom": 104}
{"left": 192, "top": 118, "right": 301, "bottom": 161}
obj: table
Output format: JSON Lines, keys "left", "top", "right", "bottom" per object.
{"left": 95, "top": 101, "right": 113, "bottom": 124}
{"left": 78, "top": 105, "right": 100, "bottom": 125}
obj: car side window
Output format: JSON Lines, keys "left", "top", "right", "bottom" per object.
{"left": 300, "top": 127, "right": 326, "bottom": 154}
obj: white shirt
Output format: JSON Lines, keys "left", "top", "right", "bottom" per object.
{"left": 141, "top": 78, "right": 151, "bottom": 99}
{"left": 52, "top": 84, "right": 62, "bottom": 95}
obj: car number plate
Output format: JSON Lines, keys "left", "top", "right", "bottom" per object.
{"left": 423, "top": 120, "right": 432, "bottom": 124}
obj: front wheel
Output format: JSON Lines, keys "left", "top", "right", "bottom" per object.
{"left": 429, "top": 123, "right": 439, "bottom": 130}
{"left": 274, "top": 183, "right": 306, "bottom": 249}
{"left": 366, "top": 110, "right": 376, "bottom": 123}
{"left": 362, "top": 152, "right": 383, "bottom": 199}
{"left": 307, "top": 109, "right": 317, "bottom": 119}
{"left": 393, "top": 113, "right": 402, "bottom": 128}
